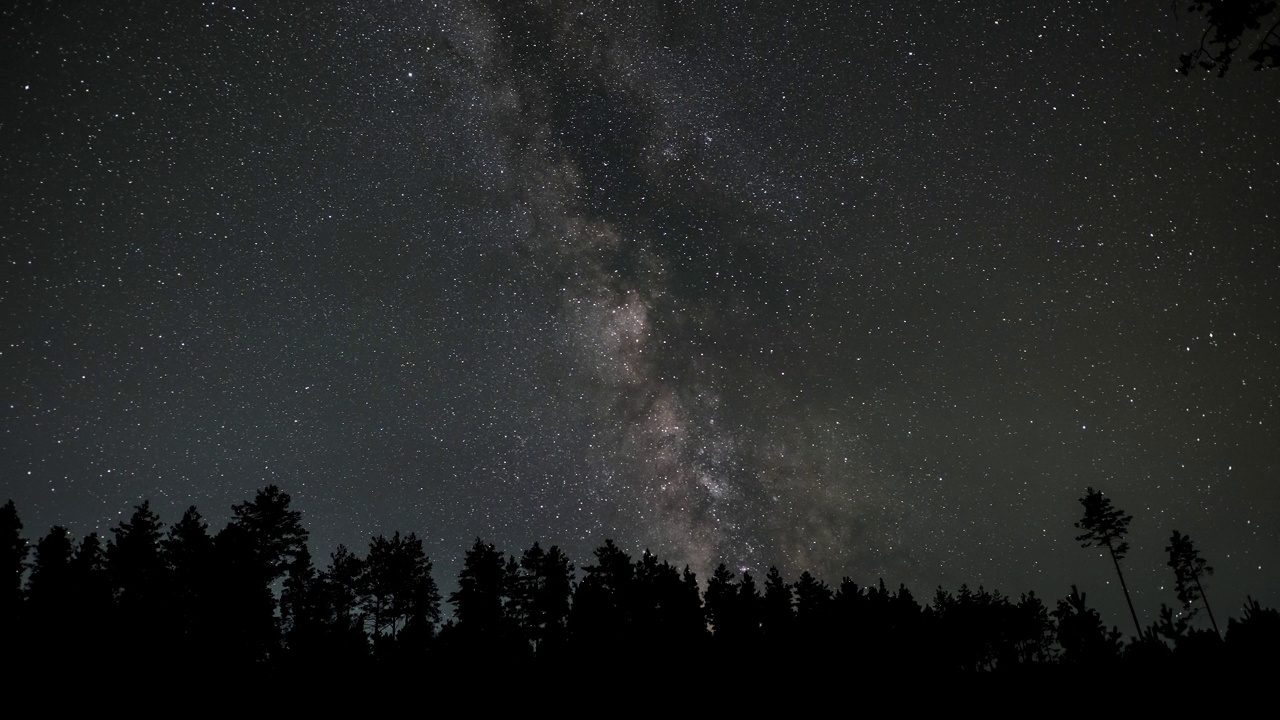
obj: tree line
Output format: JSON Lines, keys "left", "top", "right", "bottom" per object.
{"left": 2, "top": 486, "right": 1276, "bottom": 678}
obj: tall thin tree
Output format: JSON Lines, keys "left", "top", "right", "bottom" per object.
{"left": 1, "top": 500, "right": 28, "bottom": 620}
{"left": 1074, "top": 487, "right": 1142, "bottom": 636}
{"left": 1166, "top": 529, "right": 1220, "bottom": 638}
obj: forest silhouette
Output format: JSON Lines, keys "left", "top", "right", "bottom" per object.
{"left": 3, "top": 486, "right": 1277, "bottom": 682}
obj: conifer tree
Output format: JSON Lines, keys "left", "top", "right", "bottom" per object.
{"left": 0, "top": 500, "right": 25, "bottom": 620}
{"left": 69, "top": 532, "right": 112, "bottom": 652}
{"left": 1074, "top": 487, "right": 1142, "bottom": 636}
{"left": 164, "top": 506, "right": 214, "bottom": 647}
{"left": 230, "top": 485, "right": 308, "bottom": 584}
{"left": 209, "top": 521, "right": 279, "bottom": 664}
{"left": 280, "top": 544, "right": 320, "bottom": 649}
{"left": 704, "top": 563, "right": 737, "bottom": 638}
{"left": 324, "top": 544, "right": 366, "bottom": 627}
{"left": 679, "top": 565, "right": 704, "bottom": 637}
{"left": 26, "top": 526, "right": 76, "bottom": 660}
{"left": 285, "top": 544, "right": 369, "bottom": 663}
{"left": 363, "top": 531, "right": 439, "bottom": 641}
{"left": 1166, "top": 529, "right": 1220, "bottom": 638}
{"left": 107, "top": 501, "right": 167, "bottom": 613}
{"left": 27, "top": 526, "right": 74, "bottom": 610}
{"left": 70, "top": 533, "right": 111, "bottom": 609}
{"left": 793, "top": 571, "right": 833, "bottom": 623}
{"left": 445, "top": 537, "right": 520, "bottom": 660}
{"left": 1014, "top": 591, "right": 1056, "bottom": 664}
{"left": 512, "top": 542, "right": 573, "bottom": 653}
{"left": 1052, "top": 584, "right": 1123, "bottom": 665}
{"left": 761, "top": 566, "right": 793, "bottom": 641}
{"left": 450, "top": 538, "right": 507, "bottom": 635}
{"left": 571, "top": 540, "right": 635, "bottom": 649}
{"left": 736, "top": 570, "right": 762, "bottom": 642}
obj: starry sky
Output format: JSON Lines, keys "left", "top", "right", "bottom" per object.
{"left": 3, "top": 1, "right": 1278, "bottom": 631}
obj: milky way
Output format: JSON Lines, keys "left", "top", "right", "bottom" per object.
{"left": 428, "top": 0, "right": 919, "bottom": 578}
{"left": 2, "top": 1, "right": 1278, "bottom": 628}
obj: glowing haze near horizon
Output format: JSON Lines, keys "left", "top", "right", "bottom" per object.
{"left": 2, "top": 1, "right": 1278, "bottom": 630}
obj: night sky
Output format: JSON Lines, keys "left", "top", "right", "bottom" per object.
{"left": 3, "top": 1, "right": 1278, "bottom": 631}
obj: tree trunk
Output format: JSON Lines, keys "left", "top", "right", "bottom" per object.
{"left": 1195, "top": 575, "right": 1221, "bottom": 639}
{"left": 1107, "top": 542, "right": 1143, "bottom": 636}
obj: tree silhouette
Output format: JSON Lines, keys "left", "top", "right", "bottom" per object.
{"left": 1013, "top": 592, "right": 1056, "bottom": 665}
{"left": 164, "top": 506, "right": 215, "bottom": 650}
{"left": 629, "top": 550, "right": 704, "bottom": 660}
{"left": 1166, "top": 529, "right": 1220, "bottom": 638}
{"left": 229, "top": 485, "right": 309, "bottom": 584}
{"left": 793, "top": 570, "right": 833, "bottom": 622}
{"left": 1150, "top": 602, "right": 1222, "bottom": 663}
{"left": 1052, "top": 584, "right": 1123, "bottom": 665}
{"left": 450, "top": 537, "right": 507, "bottom": 635}
{"left": 570, "top": 539, "right": 636, "bottom": 655}
{"left": 1074, "top": 487, "right": 1142, "bottom": 636}
{"left": 108, "top": 501, "right": 167, "bottom": 612}
{"left": 281, "top": 543, "right": 370, "bottom": 664}
{"left": 26, "top": 526, "right": 76, "bottom": 662}
{"left": 793, "top": 569, "right": 834, "bottom": 658}
{"left": 704, "top": 563, "right": 738, "bottom": 639}
{"left": 10, "top": 484, "right": 1280, "bottom": 675}
{"left": 27, "top": 526, "right": 74, "bottom": 610}
{"left": 68, "top": 532, "right": 112, "bottom": 654}
{"left": 209, "top": 521, "right": 280, "bottom": 664}
{"left": 933, "top": 583, "right": 1038, "bottom": 671}
{"left": 28, "top": 527, "right": 110, "bottom": 659}
{"left": 1225, "top": 596, "right": 1280, "bottom": 667}
{"left": 760, "top": 566, "right": 793, "bottom": 644}
{"left": 510, "top": 542, "right": 574, "bottom": 654}
{"left": 106, "top": 501, "right": 170, "bottom": 662}
{"left": 736, "top": 571, "right": 762, "bottom": 644}
{"left": 1177, "top": 1, "right": 1280, "bottom": 75}
{"left": 703, "top": 564, "right": 761, "bottom": 653}
{"left": 324, "top": 543, "right": 367, "bottom": 629}
{"left": 280, "top": 544, "right": 320, "bottom": 649}
{"left": 0, "top": 500, "right": 25, "bottom": 624}
{"left": 164, "top": 506, "right": 213, "bottom": 582}
{"left": 362, "top": 531, "right": 440, "bottom": 644}
{"left": 70, "top": 533, "right": 111, "bottom": 609}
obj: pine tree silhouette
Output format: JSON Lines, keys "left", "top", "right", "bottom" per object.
{"left": 448, "top": 537, "right": 520, "bottom": 660}
{"left": 8, "top": 485, "right": 1280, "bottom": 677}
{"left": 510, "top": 542, "right": 574, "bottom": 655}
{"left": 761, "top": 566, "right": 793, "bottom": 645}
{"left": 704, "top": 563, "right": 737, "bottom": 640}
{"left": 450, "top": 538, "right": 507, "bottom": 634}
{"left": 230, "top": 485, "right": 309, "bottom": 584}
{"left": 1166, "top": 530, "right": 1220, "bottom": 638}
{"left": 1074, "top": 487, "right": 1142, "bottom": 636}
{"left": 27, "top": 525, "right": 77, "bottom": 661}
{"left": 570, "top": 539, "right": 636, "bottom": 657}
{"left": 736, "top": 570, "right": 762, "bottom": 645}
{"left": 1052, "top": 585, "right": 1123, "bottom": 666}
{"left": 363, "top": 531, "right": 439, "bottom": 645}
{"left": 69, "top": 532, "right": 112, "bottom": 656}
{"left": 164, "top": 506, "right": 215, "bottom": 651}
{"left": 107, "top": 500, "right": 168, "bottom": 657}
{"left": 27, "top": 526, "right": 74, "bottom": 608}
{"left": 0, "top": 500, "right": 25, "bottom": 628}
{"left": 283, "top": 543, "right": 370, "bottom": 665}
{"left": 1225, "top": 596, "right": 1280, "bottom": 668}
{"left": 209, "top": 521, "right": 279, "bottom": 665}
